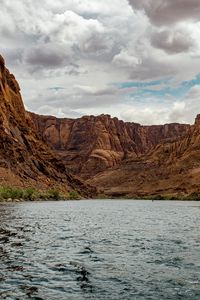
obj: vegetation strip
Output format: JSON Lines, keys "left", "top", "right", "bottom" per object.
{"left": 0, "top": 186, "right": 80, "bottom": 201}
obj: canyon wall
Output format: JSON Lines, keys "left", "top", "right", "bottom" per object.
{"left": 89, "top": 118, "right": 200, "bottom": 198}
{"left": 30, "top": 112, "right": 190, "bottom": 178}
{"left": 0, "top": 55, "right": 95, "bottom": 196}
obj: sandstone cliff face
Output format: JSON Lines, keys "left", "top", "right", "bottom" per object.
{"left": 89, "top": 118, "right": 200, "bottom": 198}
{"left": 30, "top": 112, "right": 190, "bottom": 179}
{"left": 0, "top": 55, "right": 95, "bottom": 197}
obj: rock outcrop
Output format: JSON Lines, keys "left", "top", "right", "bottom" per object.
{"left": 0, "top": 55, "right": 95, "bottom": 197}
{"left": 30, "top": 112, "right": 190, "bottom": 179}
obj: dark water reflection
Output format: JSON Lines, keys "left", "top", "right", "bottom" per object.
{"left": 0, "top": 200, "right": 200, "bottom": 299}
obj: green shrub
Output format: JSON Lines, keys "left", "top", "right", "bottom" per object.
{"left": 47, "top": 189, "right": 60, "bottom": 200}
{"left": 185, "top": 192, "right": 200, "bottom": 200}
{"left": 0, "top": 186, "right": 69, "bottom": 201}
{"left": 0, "top": 186, "right": 23, "bottom": 200}
{"left": 23, "top": 188, "right": 36, "bottom": 200}
{"left": 68, "top": 190, "right": 80, "bottom": 200}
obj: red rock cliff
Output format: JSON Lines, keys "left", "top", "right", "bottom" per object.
{"left": 0, "top": 55, "right": 95, "bottom": 196}
{"left": 89, "top": 116, "right": 200, "bottom": 198}
{"left": 30, "top": 112, "right": 190, "bottom": 179}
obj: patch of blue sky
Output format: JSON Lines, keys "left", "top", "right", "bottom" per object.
{"left": 119, "top": 73, "right": 200, "bottom": 101}
{"left": 181, "top": 73, "right": 200, "bottom": 88}
{"left": 116, "top": 79, "right": 169, "bottom": 89}
{"left": 133, "top": 85, "right": 187, "bottom": 98}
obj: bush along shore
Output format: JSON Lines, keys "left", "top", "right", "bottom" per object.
{"left": 0, "top": 186, "right": 80, "bottom": 202}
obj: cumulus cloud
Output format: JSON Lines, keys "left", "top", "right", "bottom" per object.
{"left": 112, "top": 50, "right": 141, "bottom": 67}
{"left": 0, "top": 0, "right": 200, "bottom": 125}
{"left": 120, "top": 101, "right": 189, "bottom": 125}
{"left": 120, "top": 85, "right": 200, "bottom": 125}
{"left": 45, "top": 10, "right": 106, "bottom": 55}
{"left": 121, "top": 106, "right": 166, "bottom": 125}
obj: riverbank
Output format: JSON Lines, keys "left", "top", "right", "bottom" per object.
{"left": 1, "top": 186, "right": 200, "bottom": 202}
{"left": 95, "top": 192, "right": 200, "bottom": 201}
{"left": 0, "top": 186, "right": 81, "bottom": 202}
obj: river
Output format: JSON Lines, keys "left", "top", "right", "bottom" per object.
{"left": 0, "top": 200, "right": 200, "bottom": 299}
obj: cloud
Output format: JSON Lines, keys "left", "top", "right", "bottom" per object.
{"left": 120, "top": 84, "right": 200, "bottom": 125}
{"left": 74, "top": 85, "right": 118, "bottom": 96}
{"left": 120, "top": 101, "right": 187, "bottom": 125}
{"left": 36, "top": 105, "right": 82, "bottom": 119}
{"left": 122, "top": 107, "right": 169, "bottom": 125}
{"left": 24, "top": 83, "right": 121, "bottom": 115}
{"left": 112, "top": 50, "right": 141, "bottom": 67}
{"left": 46, "top": 10, "right": 106, "bottom": 55}
{"left": 1, "top": 0, "right": 200, "bottom": 125}
{"left": 150, "top": 29, "right": 195, "bottom": 54}
{"left": 129, "top": 55, "right": 177, "bottom": 81}
{"left": 25, "top": 44, "right": 71, "bottom": 69}
{"left": 128, "top": 0, "right": 200, "bottom": 26}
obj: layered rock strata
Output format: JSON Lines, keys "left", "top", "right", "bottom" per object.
{"left": 89, "top": 119, "right": 200, "bottom": 198}
{"left": 30, "top": 112, "right": 190, "bottom": 179}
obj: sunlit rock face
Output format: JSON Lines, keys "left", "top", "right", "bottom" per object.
{"left": 30, "top": 112, "right": 190, "bottom": 179}
{"left": 89, "top": 115, "right": 200, "bottom": 198}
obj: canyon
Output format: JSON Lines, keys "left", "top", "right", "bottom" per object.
{"left": 1, "top": 54, "right": 200, "bottom": 198}
{"left": 30, "top": 112, "right": 189, "bottom": 179}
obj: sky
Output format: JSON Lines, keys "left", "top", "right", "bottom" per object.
{"left": 1, "top": 0, "right": 200, "bottom": 125}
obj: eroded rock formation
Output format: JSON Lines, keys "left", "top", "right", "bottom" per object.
{"left": 89, "top": 118, "right": 200, "bottom": 198}
{"left": 30, "top": 112, "right": 190, "bottom": 179}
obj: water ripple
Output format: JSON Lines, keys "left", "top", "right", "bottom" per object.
{"left": 0, "top": 200, "right": 199, "bottom": 299}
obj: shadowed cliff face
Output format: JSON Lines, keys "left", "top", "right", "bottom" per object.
{"left": 0, "top": 55, "right": 95, "bottom": 197}
{"left": 89, "top": 119, "right": 200, "bottom": 198}
{"left": 30, "top": 112, "right": 190, "bottom": 179}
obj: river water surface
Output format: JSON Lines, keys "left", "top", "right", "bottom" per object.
{"left": 0, "top": 200, "right": 200, "bottom": 299}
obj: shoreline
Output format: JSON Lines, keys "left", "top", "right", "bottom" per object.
{"left": 1, "top": 198, "right": 200, "bottom": 203}
{"left": 1, "top": 185, "right": 200, "bottom": 202}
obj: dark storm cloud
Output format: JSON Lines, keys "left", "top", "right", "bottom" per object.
{"left": 25, "top": 46, "right": 69, "bottom": 68}
{"left": 150, "top": 29, "right": 194, "bottom": 54}
{"left": 128, "top": 0, "right": 200, "bottom": 26}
